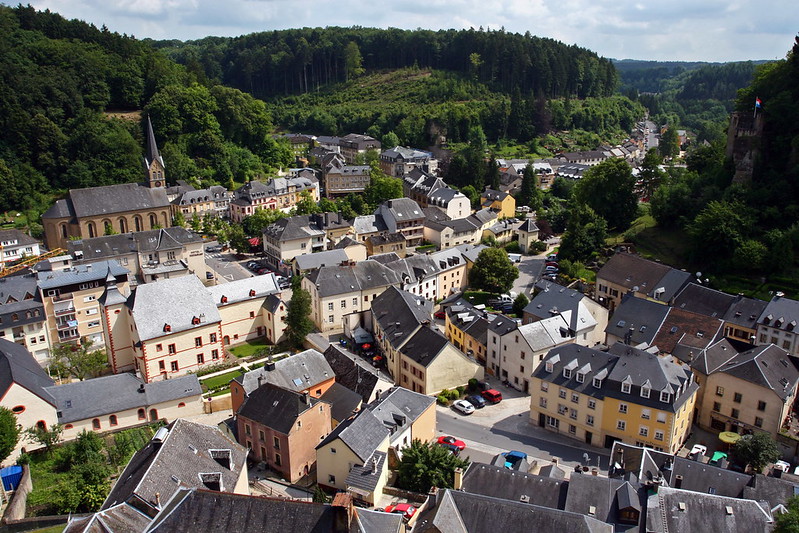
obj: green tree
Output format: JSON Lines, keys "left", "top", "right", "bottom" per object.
{"left": 512, "top": 293, "right": 529, "bottom": 316}
{"left": 364, "top": 163, "right": 403, "bottom": 208}
{"left": 574, "top": 158, "right": 638, "bottom": 230}
{"left": 775, "top": 495, "right": 799, "bottom": 533}
{"left": 549, "top": 177, "right": 574, "bottom": 200}
{"left": 0, "top": 407, "right": 20, "bottom": 464}
{"left": 243, "top": 207, "right": 286, "bottom": 237}
{"left": 49, "top": 338, "right": 107, "bottom": 381}
{"left": 469, "top": 248, "right": 519, "bottom": 294}
{"left": 382, "top": 131, "right": 400, "bottom": 150}
{"left": 638, "top": 148, "right": 665, "bottom": 200}
{"left": 293, "top": 190, "right": 321, "bottom": 215}
{"left": 732, "top": 432, "right": 780, "bottom": 473}
{"left": 460, "top": 185, "right": 480, "bottom": 209}
{"left": 285, "top": 285, "right": 314, "bottom": 350}
{"left": 396, "top": 439, "right": 470, "bottom": 493}
{"left": 486, "top": 156, "right": 501, "bottom": 190}
{"left": 659, "top": 126, "right": 680, "bottom": 160}
{"left": 518, "top": 163, "right": 543, "bottom": 212}
{"left": 26, "top": 423, "right": 63, "bottom": 453}
{"left": 172, "top": 210, "right": 186, "bottom": 228}
{"left": 343, "top": 41, "right": 364, "bottom": 81}
{"left": 687, "top": 200, "right": 752, "bottom": 269}
{"left": 558, "top": 204, "right": 608, "bottom": 262}
{"left": 226, "top": 224, "right": 250, "bottom": 254}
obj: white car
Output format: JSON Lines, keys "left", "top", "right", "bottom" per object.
{"left": 689, "top": 444, "right": 707, "bottom": 458}
{"left": 452, "top": 399, "right": 475, "bottom": 415}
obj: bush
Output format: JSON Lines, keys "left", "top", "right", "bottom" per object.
{"left": 532, "top": 240, "right": 548, "bottom": 253}
{"left": 447, "top": 389, "right": 460, "bottom": 401}
{"left": 436, "top": 395, "right": 449, "bottom": 405}
{"left": 468, "top": 378, "right": 479, "bottom": 391}
{"left": 504, "top": 241, "right": 521, "bottom": 253}
{"left": 456, "top": 385, "right": 466, "bottom": 397}
{"left": 17, "top": 452, "right": 30, "bottom": 465}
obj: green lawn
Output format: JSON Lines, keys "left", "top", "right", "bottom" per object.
{"left": 200, "top": 369, "right": 244, "bottom": 391}
{"left": 228, "top": 339, "right": 272, "bottom": 358}
{"left": 28, "top": 526, "right": 65, "bottom": 533}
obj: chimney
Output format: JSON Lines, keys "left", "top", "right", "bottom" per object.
{"left": 551, "top": 457, "right": 559, "bottom": 465}
{"left": 257, "top": 375, "right": 264, "bottom": 388}
{"left": 265, "top": 358, "right": 276, "bottom": 372}
{"left": 331, "top": 493, "right": 355, "bottom": 532}
{"left": 453, "top": 467, "right": 463, "bottom": 490}
{"left": 371, "top": 457, "right": 378, "bottom": 473}
{"left": 303, "top": 391, "right": 310, "bottom": 405}
{"left": 155, "top": 492, "right": 161, "bottom": 507}
{"left": 138, "top": 383, "right": 145, "bottom": 393}
{"left": 675, "top": 475, "right": 683, "bottom": 489}
{"left": 426, "top": 487, "right": 439, "bottom": 510}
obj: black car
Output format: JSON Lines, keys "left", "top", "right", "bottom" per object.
{"left": 466, "top": 395, "right": 486, "bottom": 408}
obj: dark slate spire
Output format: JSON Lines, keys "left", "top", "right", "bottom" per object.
{"left": 144, "top": 116, "right": 164, "bottom": 169}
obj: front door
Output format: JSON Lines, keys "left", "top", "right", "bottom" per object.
{"left": 586, "top": 431, "right": 593, "bottom": 445}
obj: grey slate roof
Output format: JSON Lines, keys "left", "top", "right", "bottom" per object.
{"left": 377, "top": 198, "right": 424, "bottom": 222}
{"left": 517, "top": 219, "right": 539, "bottom": 233}
{"left": 646, "top": 486, "right": 773, "bottom": 533}
{"left": 63, "top": 502, "right": 152, "bottom": 533}
{"left": 0, "top": 338, "right": 55, "bottom": 405}
{"left": 647, "top": 268, "right": 692, "bottom": 302}
{"left": 237, "top": 382, "right": 321, "bottom": 434}
{"left": 316, "top": 410, "right": 388, "bottom": 462}
{"left": 564, "top": 474, "right": 645, "bottom": 529}
{"left": 371, "top": 287, "right": 432, "bottom": 349}
{"left": 596, "top": 253, "right": 673, "bottom": 295}
{"left": 67, "top": 183, "right": 170, "bottom": 219}
{"left": 461, "top": 462, "right": 567, "bottom": 509}
{"left": 293, "top": 249, "right": 349, "bottom": 271}
{"left": 131, "top": 276, "right": 221, "bottom": 341}
{"left": 305, "top": 260, "right": 401, "bottom": 298}
{"left": 0, "top": 274, "right": 45, "bottom": 327}
{"left": 37, "top": 260, "right": 130, "bottom": 290}
{"left": 322, "top": 345, "right": 383, "bottom": 403}
{"left": 345, "top": 450, "right": 386, "bottom": 493}
{"left": 68, "top": 227, "right": 202, "bottom": 262}
{"left": 103, "top": 419, "right": 248, "bottom": 513}
{"left": 743, "top": 473, "right": 799, "bottom": 509}
{"left": 534, "top": 344, "right": 618, "bottom": 401}
{"left": 398, "top": 326, "right": 450, "bottom": 367}
{"left": 235, "top": 349, "right": 333, "bottom": 396}
{"left": 0, "top": 229, "right": 38, "bottom": 246}
{"left": 673, "top": 282, "right": 736, "bottom": 319}
{"left": 46, "top": 373, "right": 201, "bottom": 424}
{"left": 689, "top": 338, "right": 741, "bottom": 376}
{"left": 430, "top": 490, "right": 613, "bottom": 533}
{"left": 724, "top": 295, "right": 768, "bottom": 332}
{"left": 263, "top": 214, "right": 325, "bottom": 242}
{"left": 604, "top": 294, "right": 670, "bottom": 346}
{"left": 319, "top": 382, "right": 362, "bottom": 422}
{"left": 720, "top": 344, "right": 799, "bottom": 401}
{"left": 352, "top": 214, "right": 388, "bottom": 235}
{"left": 759, "top": 294, "right": 799, "bottom": 331}
{"left": 205, "top": 274, "right": 279, "bottom": 306}
{"left": 368, "top": 386, "right": 435, "bottom": 430}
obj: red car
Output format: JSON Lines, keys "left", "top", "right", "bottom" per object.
{"left": 434, "top": 310, "right": 446, "bottom": 319}
{"left": 385, "top": 503, "right": 417, "bottom": 520}
{"left": 437, "top": 435, "right": 466, "bottom": 451}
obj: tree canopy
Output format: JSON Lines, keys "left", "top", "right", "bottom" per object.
{"left": 396, "top": 439, "right": 470, "bottom": 494}
{"left": 0, "top": 407, "right": 20, "bottom": 464}
{"left": 732, "top": 432, "right": 780, "bottom": 473}
{"left": 285, "top": 285, "right": 314, "bottom": 350}
{"left": 49, "top": 338, "right": 108, "bottom": 381}
{"left": 469, "top": 248, "right": 519, "bottom": 294}
{"left": 574, "top": 158, "right": 638, "bottom": 230}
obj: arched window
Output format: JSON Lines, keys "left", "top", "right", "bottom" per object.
{"left": 88, "top": 222, "right": 96, "bottom": 238}
{"left": 61, "top": 224, "right": 68, "bottom": 239}
{"left": 109, "top": 415, "right": 118, "bottom": 426}
{"left": 118, "top": 218, "right": 127, "bottom": 234}
{"left": 149, "top": 409, "right": 158, "bottom": 422}
{"left": 64, "top": 424, "right": 73, "bottom": 430}
{"left": 134, "top": 216, "right": 142, "bottom": 232}
{"left": 36, "top": 420, "right": 47, "bottom": 431}
{"left": 137, "top": 408, "right": 146, "bottom": 420}
{"left": 92, "top": 418, "right": 101, "bottom": 430}
{"left": 149, "top": 214, "right": 157, "bottom": 228}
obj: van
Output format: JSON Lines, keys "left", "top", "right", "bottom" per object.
{"left": 507, "top": 253, "right": 522, "bottom": 263}
{"left": 481, "top": 389, "right": 503, "bottom": 404}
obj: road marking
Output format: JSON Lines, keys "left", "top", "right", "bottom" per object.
{"left": 223, "top": 274, "right": 233, "bottom": 280}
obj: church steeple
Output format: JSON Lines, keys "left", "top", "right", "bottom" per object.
{"left": 143, "top": 116, "right": 166, "bottom": 188}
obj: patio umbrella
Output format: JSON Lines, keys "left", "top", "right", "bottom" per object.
{"left": 719, "top": 431, "right": 742, "bottom": 449}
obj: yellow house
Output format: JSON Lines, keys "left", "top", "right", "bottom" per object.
{"left": 480, "top": 189, "right": 516, "bottom": 219}
{"left": 530, "top": 342, "right": 697, "bottom": 453}
{"left": 444, "top": 299, "right": 489, "bottom": 366}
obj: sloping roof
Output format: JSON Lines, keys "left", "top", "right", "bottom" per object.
{"left": 234, "top": 349, "right": 334, "bottom": 396}
{"left": 670, "top": 457, "right": 752, "bottom": 497}
{"left": 367, "top": 233, "right": 406, "bottom": 246}
{"left": 481, "top": 189, "right": 509, "bottom": 201}
{"left": 518, "top": 219, "right": 539, "bottom": 233}
{"left": 205, "top": 274, "right": 279, "bottom": 307}
{"left": 759, "top": 294, "right": 799, "bottom": 331}
{"left": 596, "top": 253, "right": 672, "bottom": 294}
{"left": 723, "top": 295, "right": 768, "bottom": 331}
{"left": 263, "top": 215, "right": 325, "bottom": 242}
{"left": 144, "top": 116, "right": 164, "bottom": 169}
{"left": 67, "top": 183, "right": 170, "bottom": 219}
{"left": 534, "top": 344, "right": 618, "bottom": 401}
{"left": 431, "top": 490, "right": 613, "bottom": 533}
{"left": 0, "top": 228, "right": 38, "bottom": 246}
{"left": 368, "top": 386, "right": 435, "bottom": 429}
{"left": 345, "top": 450, "right": 386, "bottom": 493}
{"left": 131, "top": 276, "right": 221, "bottom": 341}
{"left": 565, "top": 475, "right": 645, "bottom": 528}
{"left": 673, "top": 283, "right": 736, "bottom": 319}
{"left": 604, "top": 294, "right": 670, "bottom": 346}
{"left": 743, "top": 473, "right": 799, "bottom": 509}
{"left": 461, "top": 462, "right": 567, "bottom": 509}
{"left": 237, "top": 382, "right": 321, "bottom": 434}
{"left": 647, "top": 268, "right": 692, "bottom": 301}
{"left": 526, "top": 282, "right": 589, "bottom": 327}
{"left": 322, "top": 345, "right": 383, "bottom": 404}
{"left": 371, "top": 286, "right": 431, "bottom": 349}
{"left": 63, "top": 502, "right": 152, "bottom": 533}
{"left": 398, "top": 327, "right": 450, "bottom": 367}
{"left": 319, "top": 382, "right": 362, "bottom": 422}
{"left": 720, "top": 344, "right": 799, "bottom": 401}
{"left": 305, "top": 260, "right": 401, "bottom": 298}
{"left": 0, "top": 338, "right": 56, "bottom": 404}
{"left": 37, "top": 260, "right": 130, "bottom": 290}
{"left": 316, "top": 410, "right": 388, "bottom": 462}
{"left": 689, "top": 338, "right": 741, "bottom": 376}
{"left": 378, "top": 198, "right": 424, "bottom": 222}
{"left": 103, "top": 419, "right": 248, "bottom": 512}
{"left": 652, "top": 307, "right": 725, "bottom": 355}
{"left": 352, "top": 215, "right": 388, "bottom": 235}
{"left": 46, "top": 373, "right": 201, "bottom": 424}
{"left": 518, "top": 318, "right": 571, "bottom": 352}
{"left": 294, "top": 249, "right": 350, "bottom": 271}
{"left": 0, "top": 274, "right": 45, "bottom": 326}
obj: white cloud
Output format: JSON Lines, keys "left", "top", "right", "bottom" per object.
{"left": 26, "top": 0, "right": 798, "bottom": 61}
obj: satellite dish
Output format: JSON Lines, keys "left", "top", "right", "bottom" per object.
{"left": 695, "top": 272, "right": 702, "bottom": 278}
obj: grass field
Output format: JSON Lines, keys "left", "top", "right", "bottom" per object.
{"left": 200, "top": 369, "right": 244, "bottom": 391}
{"left": 228, "top": 339, "right": 272, "bottom": 358}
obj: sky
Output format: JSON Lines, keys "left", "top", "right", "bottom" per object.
{"left": 26, "top": 0, "right": 798, "bottom": 62}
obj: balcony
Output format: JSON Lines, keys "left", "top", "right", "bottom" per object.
{"left": 56, "top": 318, "right": 78, "bottom": 331}
{"left": 54, "top": 302, "right": 76, "bottom": 316}
{"left": 52, "top": 292, "right": 74, "bottom": 303}
{"left": 58, "top": 330, "right": 80, "bottom": 342}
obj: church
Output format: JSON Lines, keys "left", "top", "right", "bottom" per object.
{"left": 42, "top": 117, "right": 173, "bottom": 249}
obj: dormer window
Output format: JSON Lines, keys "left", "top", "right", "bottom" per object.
{"left": 192, "top": 316, "right": 200, "bottom": 325}
{"left": 622, "top": 382, "right": 631, "bottom": 393}
{"left": 593, "top": 378, "right": 603, "bottom": 388}
{"left": 660, "top": 391, "right": 671, "bottom": 402}
{"left": 163, "top": 323, "right": 172, "bottom": 332}
{"left": 249, "top": 289, "right": 256, "bottom": 297}
{"left": 210, "top": 449, "right": 233, "bottom": 470}
{"left": 221, "top": 296, "right": 228, "bottom": 303}
{"left": 199, "top": 472, "right": 223, "bottom": 491}
{"left": 563, "top": 368, "right": 572, "bottom": 379}
{"left": 545, "top": 362, "right": 554, "bottom": 373}
{"left": 641, "top": 384, "right": 651, "bottom": 399}
{"left": 576, "top": 372, "right": 585, "bottom": 383}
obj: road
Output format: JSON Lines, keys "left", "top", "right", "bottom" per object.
{"left": 204, "top": 241, "right": 256, "bottom": 283}
{"left": 644, "top": 119, "right": 659, "bottom": 151}
{"left": 512, "top": 255, "right": 544, "bottom": 298}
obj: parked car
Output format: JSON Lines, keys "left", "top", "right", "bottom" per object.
{"left": 437, "top": 436, "right": 466, "bottom": 451}
{"left": 481, "top": 389, "right": 503, "bottom": 404}
{"left": 689, "top": 444, "right": 707, "bottom": 461}
{"left": 507, "top": 253, "right": 522, "bottom": 263}
{"left": 384, "top": 503, "right": 416, "bottom": 520}
{"left": 452, "top": 399, "right": 475, "bottom": 415}
{"left": 466, "top": 395, "right": 486, "bottom": 408}
{"left": 545, "top": 261, "right": 559, "bottom": 268}
{"left": 544, "top": 265, "right": 559, "bottom": 274}
{"left": 546, "top": 253, "right": 558, "bottom": 262}
{"left": 205, "top": 271, "right": 214, "bottom": 280}
{"left": 434, "top": 310, "right": 446, "bottom": 319}
{"left": 206, "top": 245, "right": 222, "bottom": 253}
{"left": 500, "top": 451, "right": 528, "bottom": 470}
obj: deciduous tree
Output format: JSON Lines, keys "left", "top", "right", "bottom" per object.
{"left": 0, "top": 407, "right": 20, "bottom": 464}
{"left": 574, "top": 158, "right": 638, "bottom": 230}
{"left": 49, "top": 338, "right": 107, "bottom": 381}
{"left": 396, "top": 439, "right": 469, "bottom": 493}
{"left": 470, "top": 248, "right": 519, "bottom": 294}
{"left": 285, "top": 285, "right": 314, "bottom": 350}
{"left": 732, "top": 432, "right": 780, "bottom": 473}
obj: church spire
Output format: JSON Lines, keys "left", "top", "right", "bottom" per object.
{"left": 143, "top": 116, "right": 166, "bottom": 188}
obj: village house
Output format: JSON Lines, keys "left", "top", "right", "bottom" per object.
{"left": 374, "top": 198, "right": 425, "bottom": 246}
{"left": 42, "top": 118, "right": 173, "bottom": 249}
{"left": 594, "top": 252, "right": 692, "bottom": 311}
{"left": 228, "top": 175, "right": 320, "bottom": 223}
{"left": 443, "top": 298, "right": 490, "bottom": 366}
{"left": 365, "top": 233, "right": 406, "bottom": 258}
{"left": 338, "top": 133, "right": 381, "bottom": 163}
{"left": 402, "top": 169, "right": 469, "bottom": 219}
{"left": 171, "top": 185, "right": 230, "bottom": 220}
{"left": 756, "top": 292, "right": 799, "bottom": 358}
{"left": 0, "top": 274, "right": 51, "bottom": 364}
{"left": 516, "top": 219, "right": 540, "bottom": 253}
{"left": 0, "top": 229, "right": 41, "bottom": 268}
{"left": 480, "top": 188, "right": 516, "bottom": 219}
{"left": 262, "top": 212, "right": 351, "bottom": 268}
{"left": 524, "top": 281, "right": 609, "bottom": 346}
{"left": 380, "top": 146, "right": 438, "bottom": 177}
{"left": 321, "top": 152, "right": 371, "bottom": 198}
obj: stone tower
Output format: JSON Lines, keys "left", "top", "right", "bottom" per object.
{"left": 143, "top": 116, "right": 166, "bottom": 188}
{"left": 725, "top": 111, "right": 764, "bottom": 184}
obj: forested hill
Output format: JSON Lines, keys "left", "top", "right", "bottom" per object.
{"left": 0, "top": 5, "right": 293, "bottom": 215}
{"left": 153, "top": 27, "right": 619, "bottom": 100}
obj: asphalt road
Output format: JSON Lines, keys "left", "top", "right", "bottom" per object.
{"left": 512, "top": 255, "right": 544, "bottom": 298}
{"left": 204, "top": 241, "right": 255, "bottom": 283}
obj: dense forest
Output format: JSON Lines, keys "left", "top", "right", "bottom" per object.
{"left": 0, "top": 5, "right": 293, "bottom": 216}
{"left": 154, "top": 27, "right": 618, "bottom": 100}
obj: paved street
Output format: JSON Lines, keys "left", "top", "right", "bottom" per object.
{"left": 512, "top": 255, "right": 544, "bottom": 298}
{"left": 204, "top": 241, "right": 256, "bottom": 283}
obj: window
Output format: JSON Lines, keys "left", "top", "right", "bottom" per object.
{"left": 159, "top": 360, "right": 165, "bottom": 371}
{"left": 156, "top": 344, "right": 163, "bottom": 352}
{"left": 273, "top": 436, "right": 280, "bottom": 449}
{"left": 138, "top": 408, "right": 146, "bottom": 420}
{"left": 654, "top": 430, "right": 664, "bottom": 441}
{"left": 621, "top": 382, "right": 631, "bottom": 394}
{"left": 571, "top": 393, "right": 579, "bottom": 404}
{"left": 197, "top": 353, "right": 205, "bottom": 365}
{"left": 617, "top": 420, "right": 626, "bottom": 431}
{"left": 330, "top": 448, "right": 336, "bottom": 454}
{"left": 757, "top": 400, "right": 767, "bottom": 411}
{"left": 639, "top": 426, "right": 649, "bottom": 437}
{"left": 545, "top": 362, "right": 554, "bottom": 373}
{"left": 328, "top": 315, "right": 334, "bottom": 323}
{"left": 716, "top": 386, "right": 724, "bottom": 397}
{"left": 11, "top": 405, "right": 25, "bottom": 414}
{"left": 641, "top": 386, "right": 650, "bottom": 399}
{"left": 559, "top": 389, "right": 567, "bottom": 399}
{"left": 657, "top": 412, "right": 667, "bottom": 424}
{"left": 245, "top": 424, "right": 251, "bottom": 436}
{"left": 569, "top": 408, "right": 578, "bottom": 420}
{"left": 328, "top": 302, "right": 334, "bottom": 311}
{"left": 211, "top": 349, "right": 219, "bottom": 360}
{"left": 539, "top": 397, "right": 548, "bottom": 408}
{"left": 660, "top": 391, "right": 670, "bottom": 402}
{"left": 712, "top": 402, "right": 721, "bottom": 412}
{"left": 784, "top": 340, "right": 791, "bottom": 350}
{"left": 588, "top": 399, "right": 596, "bottom": 410}
{"left": 563, "top": 368, "right": 572, "bottom": 379}
{"left": 195, "top": 337, "right": 203, "bottom": 347}
{"left": 92, "top": 418, "right": 101, "bottom": 430}
{"left": 540, "top": 382, "right": 549, "bottom": 392}
{"left": 619, "top": 403, "right": 628, "bottom": 414}
{"left": 576, "top": 372, "right": 584, "bottom": 383}
{"left": 731, "top": 408, "right": 740, "bottom": 419}
{"left": 586, "top": 415, "right": 595, "bottom": 426}
{"left": 249, "top": 311, "right": 255, "bottom": 318}
{"left": 168, "top": 344, "right": 176, "bottom": 354}
{"left": 558, "top": 404, "right": 567, "bottom": 415}
{"left": 569, "top": 424, "right": 577, "bottom": 434}
{"left": 109, "top": 415, "right": 118, "bottom": 426}
{"left": 258, "top": 430, "right": 265, "bottom": 441}
{"left": 754, "top": 417, "right": 764, "bottom": 428}
{"left": 593, "top": 378, "right": 603, "bottom": 388}
{"left": 210, "top": 333, "right": 217, "bottom": 343}
{"left": 546, "top": 416, "right": 560, "bottom": 429}
{"left": 88, "top": 320, "right": 100, "bottom": 328}
{"left": 641, "top": 409, "right": 651, "bottom": 420}
{"left": 733, "top": 392, "right": 742, "bottom": 403}
{"left": 171, "top": 361, "right": 179, "bottom": 372}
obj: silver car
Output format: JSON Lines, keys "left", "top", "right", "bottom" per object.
{"left": 452, "top": 399, "right": 475, "bottom": 415}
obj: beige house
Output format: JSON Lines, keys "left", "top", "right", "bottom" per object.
{"left": 381, "top": 146, "right": 438, "bottom": 178}
{"left": 365, "top": 233, "right": 406, "bottom": 257}
{"left": 375, "top": 198, "right": 425, "bottom": 246}
{"left": 45, "top": 373, "right": 203, "bottom": 440}
{"left": 171, "top": 185, "right": 230, "bottom": 220}
{"left": 480, "top": 189, "right": 516, "bottom": 219}
{"left": 0, "top": 340, "right": 58, "bottom": 463}
{"left": 229, "top": 176, "right": 320, "bottom": 223}
{"left": 67, "top": 227, "right": 205, "bottom": 284}
{"left": 339, "top": 133, "right": 381, "bottom": 164}
{"left": 430, "top": 245, "right": 481, "bottom": 298}
{"left": 262, "top": 212, "right": 351, "bottom": 269}
{"left": 695, "top": 344, "right": 799, "bottom": 438}
{"left": 263, "top": 294, "right": 288, "bottom": 344}
{"left": 303, "top": 261, "right": 401, "bottom": 332}
{"left": 402, "top": 169, "right": 469, "bottom": 219}
{"left": 0, "top": 274, "right": 51, "bottom": 364}
{"left": 38, "top": 260, "right": 131, "bottom": 348}
{"left": 517, "top": 219, "right": 540, "bottom": 254}
{"left": 594, "top": 253, "right": 692, "bottom": 312}
{"left": 423, "top": 218, "right": 482, "bottom": 251}
{"left": 524, "top": 281, "right": 609, "bottom": 346}
{"left": 0, "top": 229, "right": 41, "bottom": 268}
{"left": 322, "top": 153, "right": 371, "bottom": 198}
{"left": 333, "top": 237, "right": 368, "bottom": 263}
